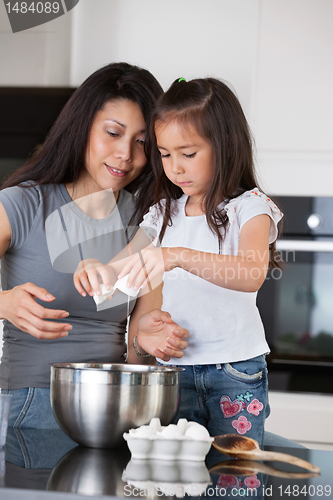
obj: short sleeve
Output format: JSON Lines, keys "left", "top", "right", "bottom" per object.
{"left": 139, "top": 203, "right": 163, "bottom": 246}
{"left": 0, "top": 184, "right": 41, "bottom": 249}
{"left": 225, "top": 188, "right": 283, "bottom": 244}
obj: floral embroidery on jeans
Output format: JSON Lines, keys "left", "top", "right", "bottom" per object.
{"left": 247, "top": 398, "right": 264, "bottom": 416}
{"left": 220, "top": 395, "right": 245, "bottom": 418}
{"left": 217, "top": 475, "right": 242, "bottom": 489}
{"left": 244, "top": 475, "right": 261, "bottom": 488}
{"left": 232, "top": 415, "right": 252, "bottom": 434}
{"left": 236, "top": 391, "right": 253, "bottom": 403}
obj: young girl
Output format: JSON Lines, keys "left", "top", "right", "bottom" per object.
{"left": 115, "top": 77, "right": 283, "bottom": 447}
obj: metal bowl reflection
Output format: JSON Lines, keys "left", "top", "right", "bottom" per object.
{"left": 47, "top": 446, "right": 130, "bottom": 496}
{"left": 50, "top": 363, "right": 182, "bottom": 448}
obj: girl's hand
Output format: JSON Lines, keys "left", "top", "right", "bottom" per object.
{"left": 0, "top": 283, "right": 72, "bottom": 339}
{"left": 73, "top": 259, "right": 117, "bottom": 297}
{"left": 118, "top": 246, "right": 180, "bottom": 292}
{"left": 136, "top": 309, "right": 189, "bottom": 362}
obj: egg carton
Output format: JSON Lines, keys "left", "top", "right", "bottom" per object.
{"left": 123, "top": 418, "right": 214, "bottom": 461}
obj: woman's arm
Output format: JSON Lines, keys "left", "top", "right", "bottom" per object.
{"left": 0, "top": 202, "right": 72, "bottom": 339}
{"left": 118, "top": 214, "right": 271, "bottom": 293}
{"left": 126, "top": 282, "right": 189, "bottom": 364}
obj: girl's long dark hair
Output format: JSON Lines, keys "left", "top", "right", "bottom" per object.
{"left": 1, "top": 62, "right": 163, "bottom": 225}
{"left": 150, "top": 77, "right": 281, "bottom": 268}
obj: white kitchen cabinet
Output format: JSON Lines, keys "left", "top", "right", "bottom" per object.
{"left": 266, "top": 391, "right": 333, "bottom": 450}
{"left": 253, "top": 0, "right": 333, "bottom": 196}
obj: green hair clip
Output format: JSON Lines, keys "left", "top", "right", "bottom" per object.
{"left": 178, "top": 77, "right": 186, "bottom": 82}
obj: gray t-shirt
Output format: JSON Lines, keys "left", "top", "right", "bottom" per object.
{"left": 0, "top": 183, "right": 137, "bottom": 389}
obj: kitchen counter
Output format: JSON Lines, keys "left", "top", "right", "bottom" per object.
{"left": 1, "top": 427, "right": 332, "bottom": 500}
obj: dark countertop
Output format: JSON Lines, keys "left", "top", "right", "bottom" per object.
{"left": 1, "top": 428, "right": 332, "bottom": 500}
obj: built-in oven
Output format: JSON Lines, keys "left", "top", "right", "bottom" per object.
{"left": 257, "top": 196, "right": 333, "bottom": 395}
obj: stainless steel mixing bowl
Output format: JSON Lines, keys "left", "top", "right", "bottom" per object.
{"left": 50, "top": 363, "right": 182, "bottom": 448}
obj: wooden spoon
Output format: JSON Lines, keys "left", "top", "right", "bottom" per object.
{"left": 212, "top": 434, "right": 320, "bottom": 473}
{"left": 209, "top": 459, "right": 320, "bottom": 479}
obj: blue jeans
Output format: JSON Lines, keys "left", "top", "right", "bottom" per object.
{"left": 172, "top": 355, "right": 270, "bottom": 448}
{"left": 5, "top": 427, "right": 76, "bottom": 469}
{"left": 1, "top": 388, "right": 61, "bottom": 430}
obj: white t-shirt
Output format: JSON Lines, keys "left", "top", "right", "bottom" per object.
{"left": 140, "top": 188, "right": 283, "bottom": 366}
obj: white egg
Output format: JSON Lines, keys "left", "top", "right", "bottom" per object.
{"left": 158, "top": 424, "right": 183, "bottom": 439}
{"left": 131, "top": 425, "right": 155, "bottom": 439}
{"left": 184, "top": 423, "right": 211, "bottom": 441}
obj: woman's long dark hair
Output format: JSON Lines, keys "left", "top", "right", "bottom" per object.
{"left": 1, "top": 62, "right": 163, "bottom": 225}
{"left": 150, "top": 77, "right": 282, "bottom": 268}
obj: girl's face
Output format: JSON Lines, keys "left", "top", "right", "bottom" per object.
{"left": 81, "top": 99, "right": 147, "bottom": 196}
{"left": 155, "top": 119, "right": 215, "bottom": 207}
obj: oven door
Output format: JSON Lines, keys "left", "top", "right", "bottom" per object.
{"left": 257, "top": 239, "right": 333, "bottom": 394}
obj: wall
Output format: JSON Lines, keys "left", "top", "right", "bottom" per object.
{"left": 0, "top": 1, "right": 72, "bottom": 86}
{"left": 70, "top": 0, "right": 260, "bottom": 115}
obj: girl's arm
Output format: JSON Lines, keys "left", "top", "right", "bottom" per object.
{"left": 0, "top": 203, "right": 72, "bottom": 339}
{"left": 73, "top": 228, "right": 153, "bottom": 297}
{"left": 119, "top": 214, "right": 271, "bottom": 293}
{"left": 126, "top": 282, "right": 189, "bottom": 364}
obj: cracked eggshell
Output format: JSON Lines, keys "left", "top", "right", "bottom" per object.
{"left": 149, "top": 418, "right": 162, "bottom": 432}
{"left": 93, "top": 284, "right": 115, "bottom": 305}
{"left": 114, "top": 274, "right": 140, "bottom": 297}
{"left": 176, "top": 418, "right": 188, "bottom": 435}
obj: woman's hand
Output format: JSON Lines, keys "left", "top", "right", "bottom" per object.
{"left": 118, "top": 246, "right": 180, "bottom": 292}
{"left": 73, "top": 258, "right": 118, "bottom": 297}
{"left": 0, "top": 283, "right": 72, "bottom": 339}
{"left": 136, "top": 309, "right": 189, "bottom": 362}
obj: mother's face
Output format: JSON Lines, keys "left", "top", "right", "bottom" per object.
{"left": 83, "top": 99, "right": 148, "bottom": 195}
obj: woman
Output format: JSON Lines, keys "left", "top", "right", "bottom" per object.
{"left": 0, "top": 62, "right": 188, "bottom": 429}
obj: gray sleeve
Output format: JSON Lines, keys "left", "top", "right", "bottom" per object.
{"left": 0, "top": 185, "right": 41, "bottom": 249}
